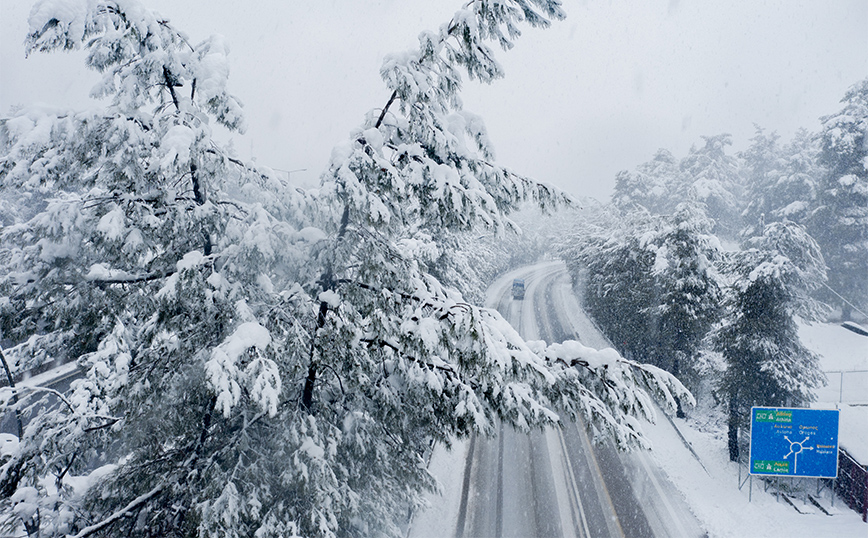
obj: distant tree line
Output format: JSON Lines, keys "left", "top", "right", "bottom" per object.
{"left": 560, "top": 78, "right": 866, "bottom": 460}
{"left": 610, "top": 80, "right": 867, "bottom": 319}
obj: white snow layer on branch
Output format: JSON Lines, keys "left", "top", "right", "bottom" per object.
{"left": 69, "top": 484, "right": 164, "bottom": 538}
{"left": 544, "top": 339, "right": 694, "bottom": 427}
{"left": 206, "top": 320, "right": 275, "bottom": 418}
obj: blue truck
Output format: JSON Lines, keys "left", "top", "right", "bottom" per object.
{"left": 512, "top": 278, "right": 525, "bottom": 300}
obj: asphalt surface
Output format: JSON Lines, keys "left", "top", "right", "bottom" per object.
{"left": 1, "top": 361, "right": 81, "bottom": 436}
{"left": 412, "top": 261, "right": 706, "bottom": 538}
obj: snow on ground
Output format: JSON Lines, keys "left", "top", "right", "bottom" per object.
{"left": 799, "top": 320, "right": 868, "bottom": 463}
{"left": 799, "top": 320, "right": 868, "bottom": 373}
{"left": 408, "top": 439, "right": 469, "bottom": 537}
{"left": 644, "top": 411, "right": 867, "bottom": 538}
{"left": 644, "top": 320, "right": 868, "bottom": 537}
{"left": 833, "top": 404, "right": 868, "bottom": 464}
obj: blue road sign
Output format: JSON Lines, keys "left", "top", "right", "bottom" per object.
{"left": 749, "top": 407, "right": 839, "bottom": 478}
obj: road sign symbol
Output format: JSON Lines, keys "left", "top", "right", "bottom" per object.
{"left": 749, "top": 407, "right": 839, "bottom": 479}
{"left": 783, "top": 436, "right": 815, "bottom": 475}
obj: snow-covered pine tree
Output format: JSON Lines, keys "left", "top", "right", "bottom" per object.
{"left": 645, "top": 204, "right": 722, "bottom": 416}
{"left": 739, "top": 127, "right": 783, "bottom": 235}
{"left": 610, "top": 148, "right": 679, "bottom": 215}
{"left": 810, "top": 77, "right": 868, "bottom": 320}
{"left": 0, "top": 2, "right": 310, "bottom": 535}
{"left": 1, "top": 1, "right": 692, "bottom": 536}
{"left": 676, "top": 134, "right": 743, "bottom": 238}
{"left": 561, "top": 203, "right": 722, "bottom": 404}
{"left": 774, "top": 129, "right": 823, "bottom": 224}
{"left": 740, "top": 127, "right": 820, "bottom": 238}
{"left": 711, "top": 222, "right": 827, "bottom": 462}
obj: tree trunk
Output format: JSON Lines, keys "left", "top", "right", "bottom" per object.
{"left": 672, "top": 353, "right": 686, "bottom": 418}
{"left": 0, "top": 347, "right": 23, "bottom": 439}
{"left": 302, "top": 299, "right": 330, "bottom": 411}
{"left": 841, "top": 300, "right": 852, "bottom": 322}
{"left": 727, "top": 391, "right": 740, "bottom": 462}
{"left": 301, "top": 363, "right": 317, "bottom": 411}
{"left": 301, "top": 204, "right": 350, "bottom": 411}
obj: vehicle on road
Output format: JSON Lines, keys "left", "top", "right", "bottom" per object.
{"left": 512, "top": 278, "right": 525, "bottom": 300}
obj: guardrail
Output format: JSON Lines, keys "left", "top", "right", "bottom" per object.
{"left": 817, "top": 370, "right": 868, "bottom": 405}
{"left": 836, "top": 448, "right": 868, "bottom": 523}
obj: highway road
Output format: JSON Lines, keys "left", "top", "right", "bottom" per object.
{"left": 410, "top": 261, "right": 706, "bottom": 538}
{"left": 2, "top": 261, "right": 707, "bottom": 537}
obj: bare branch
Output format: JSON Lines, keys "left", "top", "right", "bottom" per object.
{"left": 375, "top": 90, "right": 398, "bottom": 129}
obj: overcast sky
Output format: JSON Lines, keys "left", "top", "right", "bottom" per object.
{"left": 1, "top": 0, "right": 866, "bottom": 201}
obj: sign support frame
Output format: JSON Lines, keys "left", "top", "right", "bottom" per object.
{"left": 744, "top": 406, "right": 840, "bottom": 506}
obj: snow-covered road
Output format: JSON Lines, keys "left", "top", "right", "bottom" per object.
{"left": 409, "top": 260, "right": 706, "bottom": 538}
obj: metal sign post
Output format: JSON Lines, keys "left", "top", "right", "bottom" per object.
{"left": 749, "top": 407, "right": 839, "bottom": 479}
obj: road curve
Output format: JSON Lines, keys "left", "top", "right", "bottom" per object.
{"left": 409, "top": 260, "right": 705, "bottom": 538}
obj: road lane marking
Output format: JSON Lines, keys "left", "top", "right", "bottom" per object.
{"left": 634, "top": 447, "right": 694, "bottom": 537}
{"left": 454, "top": 433, "right": 477, "bottom": 538}
{"left": 496, "top": 422, "right": 504, "bottom": 538}
{"left": 574, "top": 419, "right": 626, "bottom": 538}
{"left": 548, "top": 426, "right": 591, "bottom": 538}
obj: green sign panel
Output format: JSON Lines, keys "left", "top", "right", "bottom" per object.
{"left": 751, "top": 460, "right": 790, "bottom": 474}
{"left": 753, "top": 409, "right": 792, "bottom": 423}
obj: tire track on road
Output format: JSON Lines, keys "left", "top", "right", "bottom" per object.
{"left": 542, "top": 264, "right": 705, "bottom": 538}
{"left": 452, "top": 262, "right": 692, "bottom": 538}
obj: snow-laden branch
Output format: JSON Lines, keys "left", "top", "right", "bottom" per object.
{"left": 69, "top": 484, "right": 163, "bottom": 538}
{"left": 16, "top": 385, "right": 121, "bottom": 428}
{"left": 0, "top": 0, "right": 703, "bottom": 535}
